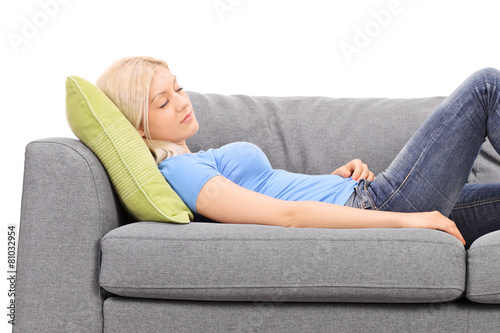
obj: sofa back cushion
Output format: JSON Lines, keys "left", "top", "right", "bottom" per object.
{"left": 187, "top": 92, "right": 500, "bottom": 183}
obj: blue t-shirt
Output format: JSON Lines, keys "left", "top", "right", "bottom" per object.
{"left": 158, "top": 142, "right": 358, "bottom": 213}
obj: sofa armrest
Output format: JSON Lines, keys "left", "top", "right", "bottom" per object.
{"left": 15, "top": 138, "right": 122, "bottom": 332}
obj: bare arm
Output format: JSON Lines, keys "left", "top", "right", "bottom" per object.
{"left": 196, "top": 176, "right": 466, "bottom": 245}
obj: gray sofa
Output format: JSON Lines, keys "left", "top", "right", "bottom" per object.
{"left": 15, "top": 92, "right": 500, "bottom": 332}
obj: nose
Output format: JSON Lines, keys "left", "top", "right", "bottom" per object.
{"left": 174, "top": 93, "right": 190, "bottom": 113}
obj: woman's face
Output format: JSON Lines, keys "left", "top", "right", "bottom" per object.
{"left": 143, "top": 67, "right": 199, "bottom": 144}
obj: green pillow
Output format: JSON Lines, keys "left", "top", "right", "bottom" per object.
{"left": 65, "top": 75, "right": 192, "bottom": 223}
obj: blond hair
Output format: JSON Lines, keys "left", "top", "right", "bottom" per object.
{"left": 96, "top": 56, "right": 184, "bottom": 163}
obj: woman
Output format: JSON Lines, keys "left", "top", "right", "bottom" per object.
{"left": 97, "top": 56, "right": 500, "bottom": 247}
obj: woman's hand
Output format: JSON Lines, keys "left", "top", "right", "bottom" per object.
{"left": 332, "top": 159, "right": 375, "bottom": 181}
{"left": 402, "top": 211, "right": 466, "bottom": 246}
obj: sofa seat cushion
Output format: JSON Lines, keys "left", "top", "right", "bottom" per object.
{"left": 467, "top": 230, "right": 500, "bottom": 303}
{"left": 100, "top": 222, "right": 466, "bottom": 303}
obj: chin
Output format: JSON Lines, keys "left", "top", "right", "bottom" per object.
{"left": 187, "top": 120, "right": 200, "bottom": 138}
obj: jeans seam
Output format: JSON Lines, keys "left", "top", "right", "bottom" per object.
{"left": 364, "top": 181, "right": 379, "bottom": 210}
{"left": 452, "top": 197, "right": 500, "bottom": 210}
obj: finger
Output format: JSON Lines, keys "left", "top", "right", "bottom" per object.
{"left": 440, "top": 222, "right": 465, "bottom": 245}
{"left": 340, "top": 167, "right": 352, "bottom": 178}
{"left": 443, "top": 219, "right": 466, "bottom": 246}
{"left": 432, "top": 213, "right": 466, "bottom": 246}
{"left": 358, "top": 163, "right": 369, "bottom": 180}
{"left": 350, "top": 160, "right": 363, "bottom": 180}
{"left": 448, "top": 222, "right": 466, "bottom": 246}
{"left": 448, "top": 226, "right": 466, "bottom": 245}
{"left": 332, "top": 167, "right": 351, "bottom": 178}
{"left": 356, "top": 164, "right": 375, "bottom": 181}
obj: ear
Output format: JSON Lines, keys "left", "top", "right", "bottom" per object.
{"left": 137, "top": 127, "right": 145, "bottom": 138}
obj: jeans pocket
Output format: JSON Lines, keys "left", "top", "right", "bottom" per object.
{"left": 345, "top": 179, "right": 374, "bottom": 209}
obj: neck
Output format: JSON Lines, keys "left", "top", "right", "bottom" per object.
{"left": 178, "top": 141, "right": 192, "bottom": 154}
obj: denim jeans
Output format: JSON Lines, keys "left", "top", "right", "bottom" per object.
{"left": 345, "top": 67, "right": 500, "bottom": 247}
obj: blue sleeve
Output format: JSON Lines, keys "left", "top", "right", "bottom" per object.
{"left": 158, "top": 154, "right": 221, "bottom": 214}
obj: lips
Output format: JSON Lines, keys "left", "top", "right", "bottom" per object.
{"left": 181, "top": 111, "right": 193, "bottom": 123}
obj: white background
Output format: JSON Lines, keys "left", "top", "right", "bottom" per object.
{"left": 2, "top": 0, "right": 500, "bottom": 331}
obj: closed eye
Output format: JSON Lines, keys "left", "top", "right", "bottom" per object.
{"left": 159, "top": 87, "right": 184, "bottom": 108}
{"left": 160, "top": 100, "right": 169, "bottom": 108}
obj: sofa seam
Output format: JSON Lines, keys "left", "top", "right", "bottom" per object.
{"left": 466, "top": 303, "right": 471, "bottom": 333}
{"left": 466, "top": 291, "right": 500, "bottom": 297}
{"left": 467, "top": 243, "right": 500, "bottom": 254}
{"left": 101, "top": 237, "right": 464, "bottom": 249}
{"left": 100, "top": 284, "right": 465, "bottom": 291}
